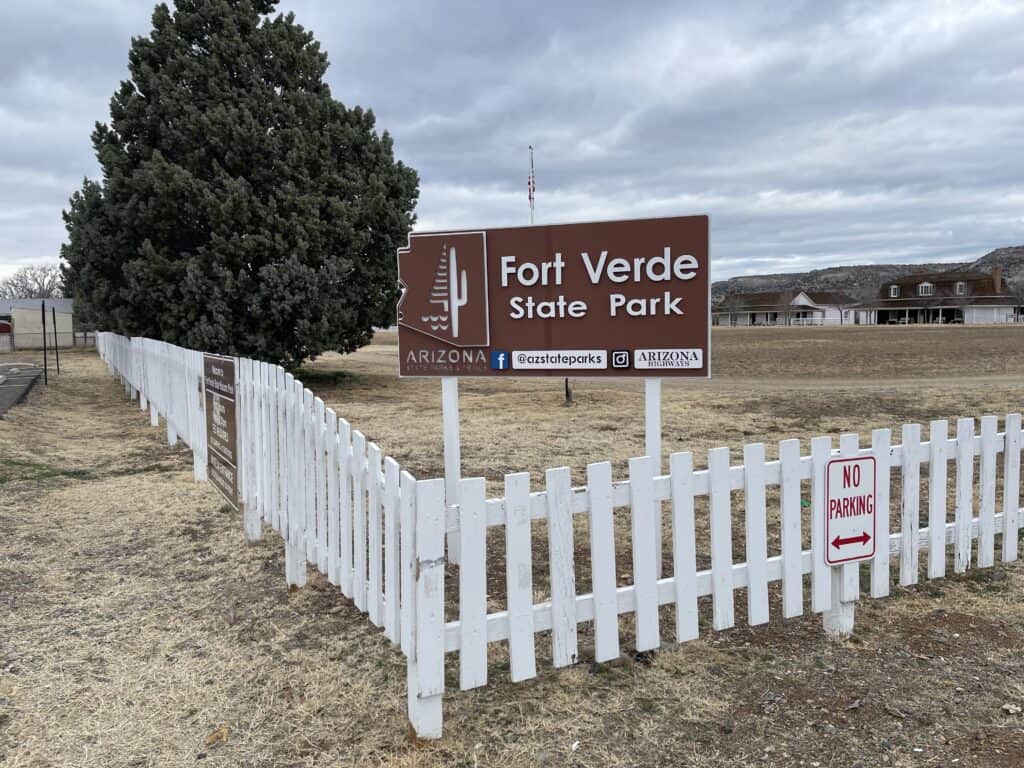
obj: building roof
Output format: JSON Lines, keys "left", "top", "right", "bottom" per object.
{"left": 867, "top": 267, "right": 1016, "bottom": 308}
{"left": 715, "top": 289, "right": 856, "bottom": 312}
{"left": 0, "top": 298, "right": 74, "bottom": 314}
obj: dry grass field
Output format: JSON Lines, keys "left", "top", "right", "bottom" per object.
{"left": 2, "top": 326, "right": 1024, "bottom": 767}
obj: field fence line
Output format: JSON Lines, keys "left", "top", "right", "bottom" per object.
{"left": 96, "top": 332, "right": 1023, "bottom": 739}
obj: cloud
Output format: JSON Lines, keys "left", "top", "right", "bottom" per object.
{"left": 0, "top": 0, "right": 1022, "bottom": 282}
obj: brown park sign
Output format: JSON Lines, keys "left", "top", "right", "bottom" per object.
{"left": 204, "top": 353, "right": 239, "bottom": 510}
{"left": 397, "top": 215, "right": 709, "bottom": 377}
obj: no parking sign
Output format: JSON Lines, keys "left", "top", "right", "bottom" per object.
{"left": 824, "top": 456, "right": 877, "bottom": 565}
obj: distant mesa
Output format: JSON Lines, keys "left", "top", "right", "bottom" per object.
{"left": 712, "top": 245, "right": 1024, "bottom": 300}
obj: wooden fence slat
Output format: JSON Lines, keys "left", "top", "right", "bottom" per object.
{"left": 670, "top": 451, "right": 699, "bottom": 640}
{"left": 708, "top": 447, "right": 735, "bottom": 630}
{"left": 629, "top": 456, "right": 661, "bottom": 649}
{"left": 326, "top": 409, "right": 340, "bottom": 587}
{"left": 504, "top": 472, "right": 537, "bottom": 682}
{"left": 839, "top": 433, "right": 860, "bottom": 603}
{"left": 978, "top": 415, "right": 998, "bottom": 568}
{"left": 743, "top": 443, "right": 769, "bottom": 625}
{"left": 586, "top": 461, "right": 620, "bottom": 661}
{"left": 414, "top": 478, "right": 446, "bottom": 697}
{"left": 338, "top": 420, "right": 353, "bottom": 596}
{"left": 900, "top": 424, "right": 921, "bottom": 586}
{"left": 810, "top": 436, "right": 832, "bottom": 612}
{"left": 273, "top": 367, "right": 285, "bottom": 534}
{"left": 399, "top": 470, "right": 416, "bottom": 656}
{"left": 258, "top": 363, "right": 269, "bottom": 524}
{"left": 954, "top": 418, "right": 975, "bottom": 572}
{"left": 368, "top": 443, "right": 384, "bottom": 625}
{"left": 315, "top": 397, "right": 328, "bottom": 574}
{"left": 384, "top": 457, "right": 401, "bottom": 643}
{"left": 303, "top": 388, "right": 316, "bottom": 564}
{"left": 928, "top": 420, "right": 949, "bottom": 579}
{"left": 1003, "top": 413, "right": 1022, "bottom": 563}
{"left": 458, "top": 477, "right": 488, "bottom": 689}
{"left": 870, "top": 428, "right": 892, "bottom": 598}
{"left": 547, "top": 467, "right": 578, "bottom": 667}
{"left": 778, "top": 438, "right": 803, "bottom": 617}
{"left": 352, "top": 430, "right": 368, "bottom": 611}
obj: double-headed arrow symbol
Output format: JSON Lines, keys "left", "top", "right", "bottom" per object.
{"left": 831, "top": 531, "right": 871, "bottom": 549}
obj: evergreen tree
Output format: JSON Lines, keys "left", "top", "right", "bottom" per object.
{"left": 61, "top": 0, "right": 418, "bottom": 366}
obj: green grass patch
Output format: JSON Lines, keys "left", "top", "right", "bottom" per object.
{"left": 0, "top": 457, "right": 95, "bottom": 487}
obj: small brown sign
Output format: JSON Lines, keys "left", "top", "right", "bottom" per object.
{"left": 204, "top": 354, "right": 239, "bottom": 510}
{"left": 397, "top": 215, "right": 709, "bottom": 377}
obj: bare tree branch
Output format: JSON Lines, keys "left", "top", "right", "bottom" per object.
{"left": 0, "top": 264, "right": 64, "bottom": 299}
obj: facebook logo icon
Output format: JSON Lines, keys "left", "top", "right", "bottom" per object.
{"left": 490, "top": 350, "right": 510, "bottom": 370}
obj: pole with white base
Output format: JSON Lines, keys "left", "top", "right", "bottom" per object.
{"left": 441, "top": 376, "right": 461, "bottom": 564}
{"left": 823, "top": 432, "right": 860, "bottom": 638}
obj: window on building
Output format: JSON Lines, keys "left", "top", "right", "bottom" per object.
{"left": 889, "top": 285, "right": 900, "bottom": 298}
{"left": 918, "top": 282, "right": 935, "bottom": 297}
{"left": 955, "top": 281, "right": 966, "bottom": 295}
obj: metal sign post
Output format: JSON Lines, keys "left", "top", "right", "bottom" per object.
{"left": 40, "top": 300, "right": 48, "bottom": 385}
{"left": 51, "top": 307, "right": 60, "bottom": 375}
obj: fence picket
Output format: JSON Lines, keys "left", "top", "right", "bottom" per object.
{"left": 302, "top": 388, "right": 316, "bottom": 564}
{"left": 458, "top": 477, "right": 488, "bottom": 689}
{"left": 810, "top": 436, "right": 831, "bottom": 612}
{"left": 670, "top": 451, "right": 699, "bottom": 641}
{"left": 326, "top": 409, "right": 340, "bottom": 587}
{"left": 368, "top": 443, "right": 383, "bottom": 625}
{"left": 954, "top": 418, "right": 975, "bottom": 572}
{"left": 743, "top": 443, "right": 769, "bottom": 626}
{"left": 870, "top": 429, "right": 892, "bottom": 598}
{"left": 273, "top": 367, "right": 285, "bottom": 534}
{"left": 778, "top": 438, "right": 803, "bottom": 617}
{"left": 414, "top": 478, "right": 445, "bottom": 697}
{"left": 978, "top": 415, "right": 998, "bottom": 568}
{"left": 900, "top": 424, "right": 921, "bottom": 586}
{"left": 384, "top": 457, "right": 401, "bottom": 643}
{"left": 587, "top": 461, "right": 620, "bottom": 661}
{"left": 504, "top": 472, "right": 537, "bottom": 682}
{"left": 338, "top": 420, "right": 353, "bottom": 595}
{"left": 708, "top": 447, "right": 735, "bottom": 630}
{"left": 1003, "top": 413, "right": 1022, "bottom": 563}
{"left": 399, "top": 470, "right": 417, "bottom": 656}
{"left": 927, "top": 420, "right": 949, "bottom": 579}
{"left": 315, "top": 397, "right": 328, "bottom": 574}
{"left": 547, "top": 467, "right": 578, "bottom": 667}
{"left": 352, "top": 430, "right": 368, "bottom": 611}
{"left": 629, "top": 456, "right": 661, "bottom": 649}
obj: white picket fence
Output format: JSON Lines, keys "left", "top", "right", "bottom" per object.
{"left": 96, "top": 332, "right": 1024, "bottom": 739}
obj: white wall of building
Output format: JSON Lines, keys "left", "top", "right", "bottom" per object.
{"left": 964, "top": 306, "right": 1016, "bottom": 324}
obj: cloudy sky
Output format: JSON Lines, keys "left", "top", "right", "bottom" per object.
{"left": 2, "top": 0, "right": 1023, "bottom": 282}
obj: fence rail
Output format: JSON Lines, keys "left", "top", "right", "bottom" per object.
{"left": 96, "top": 332, "right": 1023, "bottom": 739}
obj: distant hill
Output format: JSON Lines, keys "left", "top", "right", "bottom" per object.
{"left": 712, "top": 246, "right": 1024, "bottom": 300}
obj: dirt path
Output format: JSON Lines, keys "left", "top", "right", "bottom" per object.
{"left": 2, "top": 349, "right": 1024, "bottom": 767}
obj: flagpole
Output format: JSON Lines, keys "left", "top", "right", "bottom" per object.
{"left": 528, "top": 145, "right": 535, "bottom": 225}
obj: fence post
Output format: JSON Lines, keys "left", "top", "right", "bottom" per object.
{"left": 408, "top": 477, "right": 444, "bottom": 739}
{"left": 823, "top": 433, "right": 859, "bottom": 638}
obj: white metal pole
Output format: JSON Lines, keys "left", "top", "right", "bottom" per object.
{"left": 441, "top": 376, "right": 461, "bottom": 564}
{"left": 645, "top": 377, "right": 663, "bottom": 576}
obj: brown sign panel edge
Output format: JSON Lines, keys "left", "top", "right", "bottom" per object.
{"left": 395, "top": 214, "right": 711, "bottom": 378}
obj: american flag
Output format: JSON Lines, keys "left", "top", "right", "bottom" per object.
{"left": 528, "top": 145, "right": 536, "bottom": 222}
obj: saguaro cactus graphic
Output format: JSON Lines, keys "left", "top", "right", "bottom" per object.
{"left": 422, "top": 243, "right": 469, "bottom": 339}
{"left": 449, "top": 247, "right": 468, "bottom": 339}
